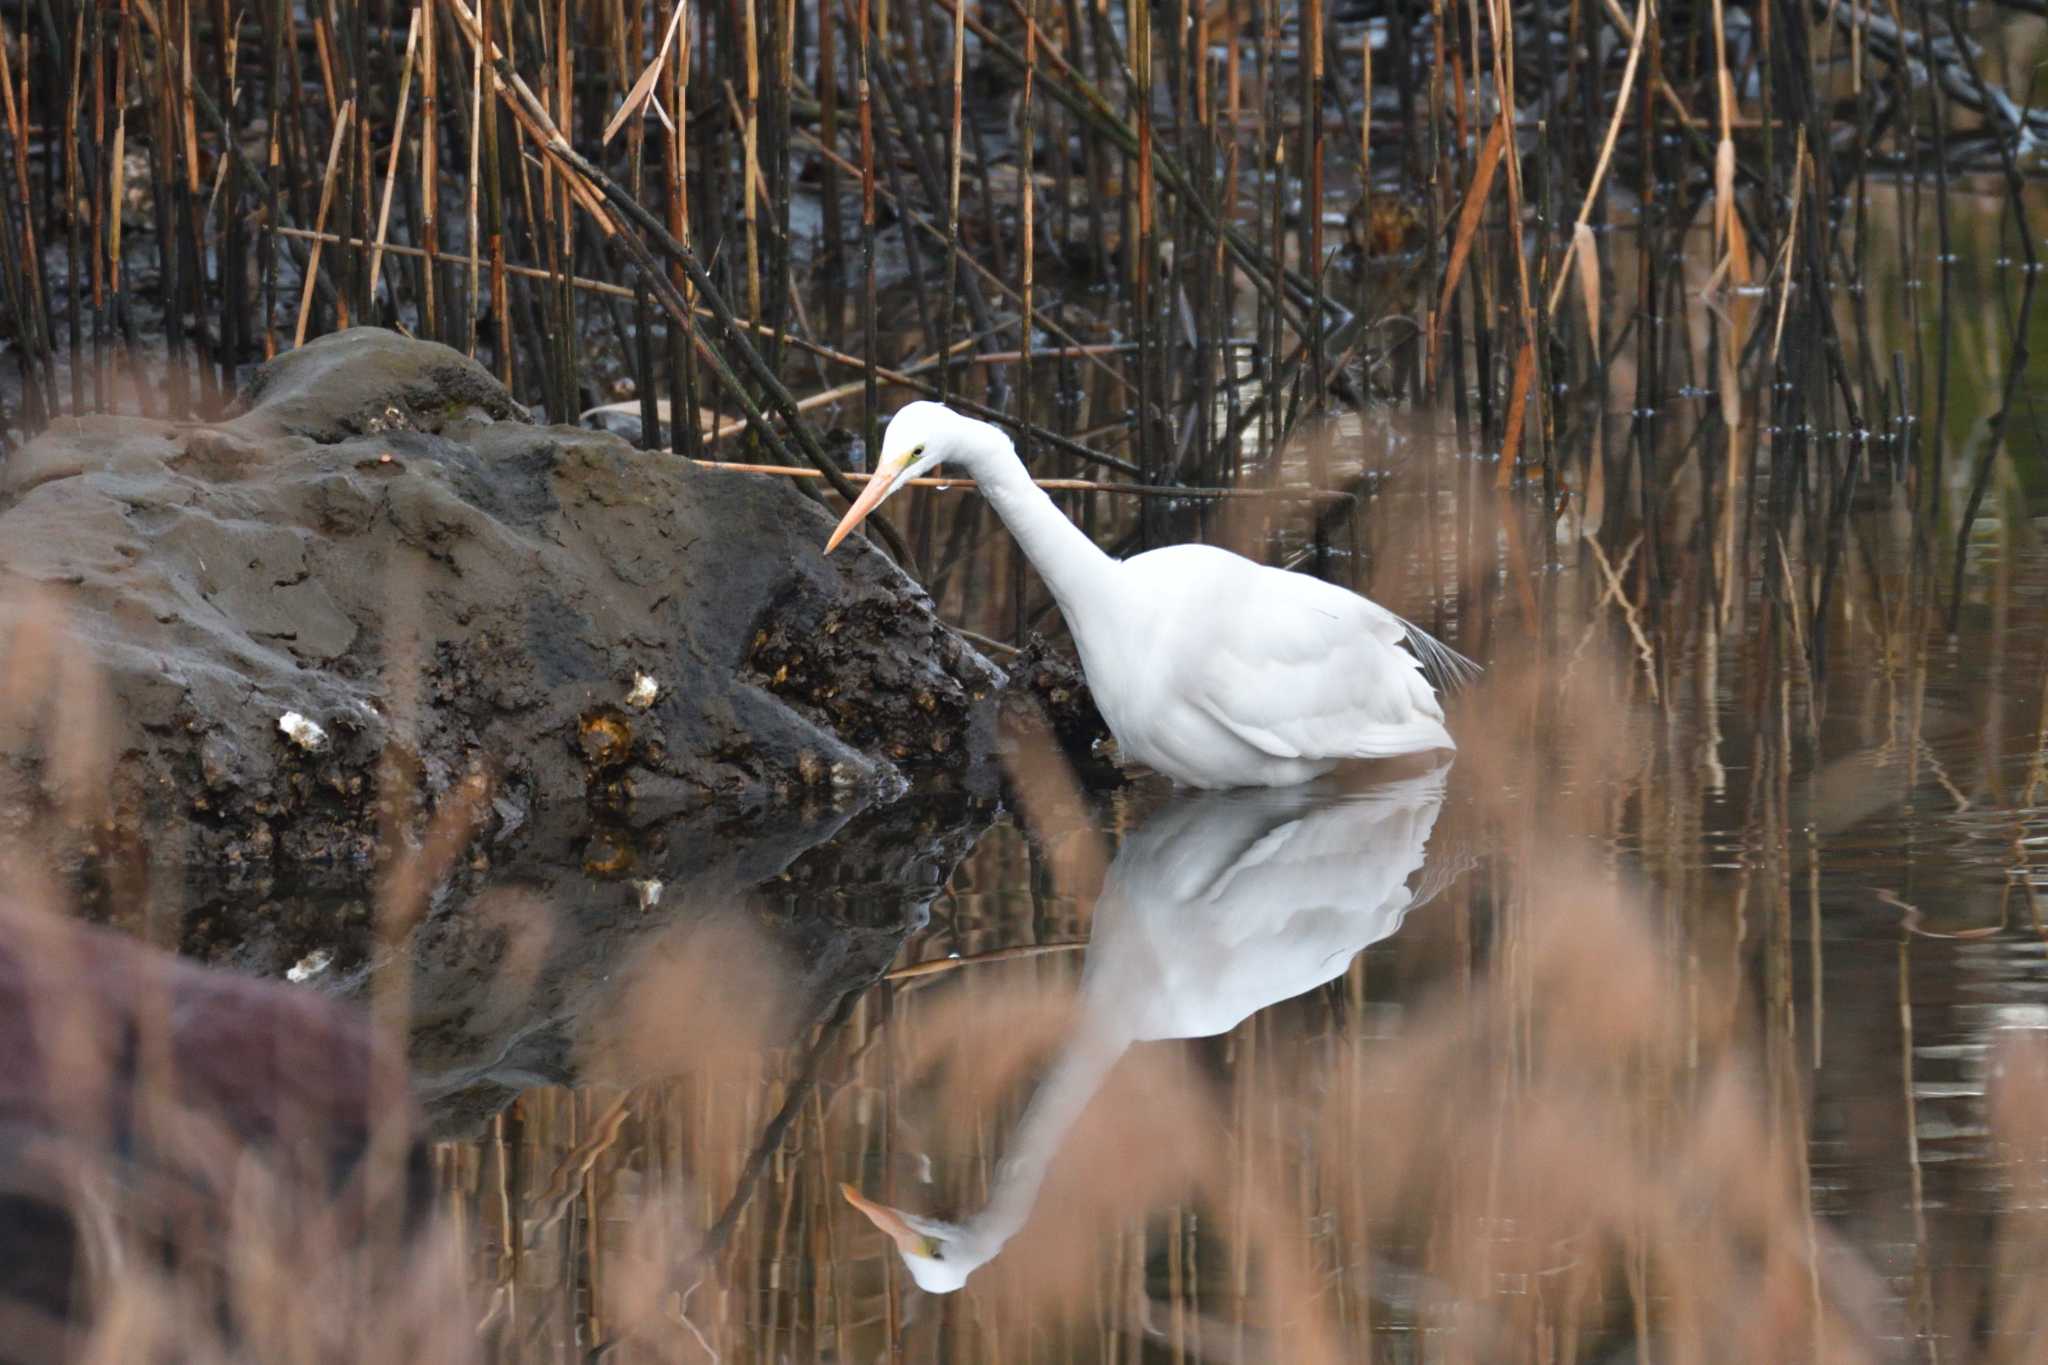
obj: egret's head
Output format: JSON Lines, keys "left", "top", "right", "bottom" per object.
{"left": 839, "top": 1182, "right": 979, "bottom": 1293}
{"left": 823, "top": 402, "right": 959, "bottom": 553}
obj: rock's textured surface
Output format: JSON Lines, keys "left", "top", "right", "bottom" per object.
{"left": 0, "top": 328, "right": 1005, "bottom": 892}
{"left": 1001, "top": 632, "right": 1117, "bottom": 776}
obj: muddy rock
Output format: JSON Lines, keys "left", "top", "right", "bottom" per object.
{"left": 0, "top": 328, "right": 1004, "bottom": 888}
{"left": 1001, "top": 633, "right": 1116, "bottom": 777}
{"left": 235, "top": 325, "right": 531, "bottom": 441}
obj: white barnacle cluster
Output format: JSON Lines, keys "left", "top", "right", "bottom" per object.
{"left": 278, "top": 711, "right": 328, "bottom": 752}
{"left": 286, "top": 948, "right": 332, "bottom": 983}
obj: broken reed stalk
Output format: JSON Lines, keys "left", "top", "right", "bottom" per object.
{"left": 942, "top": 0, "right": 966, "bottom": 401}
{"left": 0, "top": 17, "right": 49, "bottom": 434}
{"left": 742, "top": 0, "right": 761, "bottom": 327}
{"left": 294, "top": 100, "right": 356, "bottom": 348}
{"left": 463, "top": 0, "right": 485, "bottom": 354}
{"left": 366, "top": 10, "right": 423, "bottom": 306}
{"left": 857, "top": 0, "right": 879, "bottom": 469}
{"left": 883, "top": 941, "right": 1087, "bottom": 981}
{"left": 1017, "top": 0, "right": 1037, "bottom": 539}
{"left": 1543, "top": 0, "right": 1650, "bottom": 319}
{"left": 694, "top": 460, "right": 1356, "bottom": 504}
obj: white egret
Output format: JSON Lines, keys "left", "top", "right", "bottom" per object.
{"left": 843, "top": 765, "right": 1457, "bottom": 1292}
{"left": 825, "top": 403, "right": 1475, "bottom": 788}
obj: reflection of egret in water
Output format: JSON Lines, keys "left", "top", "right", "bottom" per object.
{"left": 844, "top": 763, "right": 1460, "bottom": 1293}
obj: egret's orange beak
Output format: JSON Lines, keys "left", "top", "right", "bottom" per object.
{"left": 825, "top": 473, "right": 896, "bottom": 553}
{"left": 840, "top": 1182, "right": 925, "bottom": 1254}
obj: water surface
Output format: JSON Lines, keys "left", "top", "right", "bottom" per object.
{"left": 423, "top": 175, "right": 2048, "bottom": 1362}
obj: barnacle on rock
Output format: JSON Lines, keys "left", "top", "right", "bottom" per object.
{"left": 278, "top": 711, "right": 328, "bottom": 751}
{"left": 582, "top": 832, "right": 634, "bottom": 877}
{"left": 578, "top": 708, "right": 634, "bottom": 770}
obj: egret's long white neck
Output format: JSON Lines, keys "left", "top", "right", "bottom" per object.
{"left": 946, "top": 426, "right": 1117, "bottom": 625}
{"left": 952, "top": 1012, "right": 1132, "bottom": 1264}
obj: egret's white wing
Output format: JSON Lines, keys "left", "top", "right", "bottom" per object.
{"left": 1187, "top": 566, "right": 1454, "bottom": 761}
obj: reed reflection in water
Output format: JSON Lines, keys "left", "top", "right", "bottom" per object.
{"left": 441, "top": 569, "right": 2048, "bottom": 1365}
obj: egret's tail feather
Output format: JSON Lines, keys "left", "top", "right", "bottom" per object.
{"left": 1408, "top": 831, "right": 1482, "bottom": 910}
{"left": 1396, "top": 616, "right": 1483, "bottom": 695}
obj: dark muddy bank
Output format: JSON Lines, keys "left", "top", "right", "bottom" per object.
{"left": 0, "top": 329, "right": 1015, "bottom": 911}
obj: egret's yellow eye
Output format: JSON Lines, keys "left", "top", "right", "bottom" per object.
{"left": 924, "top": 1239, "right": 945, "bottom": 1260}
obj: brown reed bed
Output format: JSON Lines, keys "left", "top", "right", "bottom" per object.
{"left": 4, "top": 0, "right": 2043, "bottom": 628}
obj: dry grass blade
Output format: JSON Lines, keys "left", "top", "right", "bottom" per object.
{"left": 463, "top": 0, "right": 485, "bottom": 354}
{"left": 603, "top": 0, "right": 689, "bottom": 144}
{"left": 1430, "top": 113, "right": 1506, "bottom": 385}
{"left": 1766, "top": 131, "right": 1808, "bottom": 371}
{"left": 367, "top": 10, "right": 424, "bottom": 305}
{"left": 1544, "top": 0, "right": 1648, "bottom": 317}
{"left": 1574, "top": 221, "right": 1601, "bottom": 352}
{"left": 293, "top": 99, "right": 355, "bottom": 348}
{"left": 885, "top": 942, "right": 1088, "bottom": 982}
{"left": 1497, "top": 338, "right": 1534, "bottom": 488}
{"left": 1703, "top": 135, "right": 1753, "bottom": 296}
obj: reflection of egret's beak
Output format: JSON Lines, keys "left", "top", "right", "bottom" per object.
{"left": 840, "top": 1182, "right": 925, "bottom": 1254}
{"left": 825, "top": 475, "right": 895, "bottom": 553}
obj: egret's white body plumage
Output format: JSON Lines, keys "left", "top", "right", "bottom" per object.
{"left": 826, "top": 403, "right": 1471, "bottom": 787}
{"left": 842, "top": 768, "right": 1455, "bottom": 1292}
